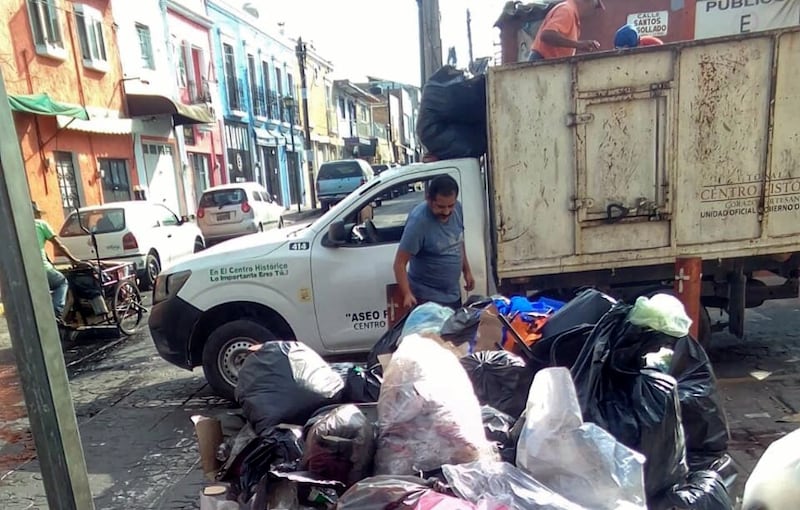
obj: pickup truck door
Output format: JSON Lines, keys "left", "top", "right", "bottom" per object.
{"left": 310, "top": 171, "right": 461, "bottom": 352}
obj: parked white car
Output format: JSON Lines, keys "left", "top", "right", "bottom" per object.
{"left": 197, "top": 183, "right": 284, "bottom": 245}
{"left": 57, "top": 201, "right": 205, "bottom": 289}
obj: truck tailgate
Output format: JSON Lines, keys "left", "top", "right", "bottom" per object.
{"left": 489, "top": 28, "right": 800, "bottom": 280}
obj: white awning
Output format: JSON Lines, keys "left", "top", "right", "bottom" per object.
{"left": 254, "top": 127, "right": 286, "bottom": 147}
{"left": 56, "top": 115, "right": 135, "bottom": 135}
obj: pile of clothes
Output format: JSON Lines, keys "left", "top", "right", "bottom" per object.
{"left": 199, "top": 289, "right": 740, "bottom": 509}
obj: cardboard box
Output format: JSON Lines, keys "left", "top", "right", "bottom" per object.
{"left": 475, "top": 303, "right": 504, "bottom": 352}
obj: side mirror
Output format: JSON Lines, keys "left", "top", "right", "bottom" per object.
{"left": 180, "top": 215, "right": 194, "bottom": 223}
{"left": 325, "top": 221, "right": 347, "bottom": 247}
{"left": 272, "top": 194, "right": 279, "bottom": 203}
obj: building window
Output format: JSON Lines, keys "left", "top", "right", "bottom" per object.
{"left": 136, "top": 23, "right": 155, "bottom": 70}
{"left": 189, "top": 152, "right": 210, "bottom": 200}
{"left": 248, "top": 54, "right": 261, "bottom": 116}
{"left": 99, "top": 159, "right": 131, "bottom": 203}
{"left": 74, "top": 4, "right": 107, "bottom": 72}
{"left": 223, "top": 42, "right": 241, "bottom": 111}
{"left": 175, "top": 40, "right": 188, "bottom": 89}
{"left": 262, "top": 61, "right": 274, "bottom": 119}
{"left": 27, "top": 0, "right": 65, "bottom": 59}
{"left": 287, "top": 73, "right": 295, "bottom": 99}
{"left": 54, "top": 152, "right": 81, "bottom": 215}
{"left": 183, "top": 125, "right": 195, "bottom": 145}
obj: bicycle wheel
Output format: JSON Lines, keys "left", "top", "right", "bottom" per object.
{"left": 113, "top": 280, "right": 143, "bottom": 336}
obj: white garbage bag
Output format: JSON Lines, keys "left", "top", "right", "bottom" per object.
{"left": 516, "top": 367, "right": 647, "bottom": 510}
{"left": 742, "top": 427, "right": 800, "bottom": 510}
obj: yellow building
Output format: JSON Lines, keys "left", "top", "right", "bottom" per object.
{"left": 295, "top": 41, "right": 340, "bottom": 177}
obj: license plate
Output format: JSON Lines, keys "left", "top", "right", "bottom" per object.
{"left": 217, "top": 212, "right": 231, "bottom": 221}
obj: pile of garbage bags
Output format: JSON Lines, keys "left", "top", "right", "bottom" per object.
{"left": 198, "top": 289, "right": 740, "bottom": 509}
{"left": 417, "top": 66, "right": 487, "bottom": 160}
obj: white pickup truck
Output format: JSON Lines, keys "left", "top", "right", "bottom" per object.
{"left": 149, "top": 28, "right": 800, "bottom": 399}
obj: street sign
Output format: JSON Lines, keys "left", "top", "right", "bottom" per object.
{"left": 627, "top": 11, "right": 670, "bottom": 37}
{"left": 695, "top": 0, "right": 800, "bottom": 39}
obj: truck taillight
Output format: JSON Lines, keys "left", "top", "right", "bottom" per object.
{"left": 123, "top": 232, "right": 138, "bottom": 250}
{"left": 197, "top": 207, "right": 205, "bottom": 219}
{"left": 241, "top": 201, "right": 252, "bottom": 213}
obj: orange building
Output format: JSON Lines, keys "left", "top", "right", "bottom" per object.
{"left": 1, "top": 0, "right": 135, "bottom": 227}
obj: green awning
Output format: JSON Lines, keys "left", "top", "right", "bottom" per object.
{"left": 8, "top": 93, "right": 89, "bottom": 120}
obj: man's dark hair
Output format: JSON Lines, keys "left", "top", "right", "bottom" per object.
{"left": 427, "top": 175, "right": 459, "bottom": 199}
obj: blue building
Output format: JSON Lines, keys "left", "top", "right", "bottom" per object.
{"left": 206, "top": 0, "right": 305, "bottom": 208}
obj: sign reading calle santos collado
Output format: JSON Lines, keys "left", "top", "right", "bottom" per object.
{"left": 627, "top": 11, "right": 670, "bottom": 37}
{"left": 695, "top": 0, "right": 800, "bottom": 39}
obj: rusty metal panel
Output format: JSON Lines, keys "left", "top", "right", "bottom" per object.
{"left": 765, "top": 30, "right": 800, "bottom": 237}
{"left": 581, "top": 221, "right": 670, "bottom": 255}
{"left": 490, "top": 29, "right": 800, "bottom": 281}
{"left": 489, "top": 64, "right": 576, "bottom": 269}
{"left": 576, "top": 51, "right": 674, "bottom": 92}
{"left": 674, "top": 37, "right": 773, "bottom": 246}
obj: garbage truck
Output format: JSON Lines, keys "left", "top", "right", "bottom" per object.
{"left": 149, "top": 28, "right": 800, "bottom": 399}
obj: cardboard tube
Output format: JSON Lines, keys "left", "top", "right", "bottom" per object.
{"left": 191, "top": 415, "right": 223, "bottom": 481}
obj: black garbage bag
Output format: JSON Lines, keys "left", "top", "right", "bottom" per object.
{"left": 235, "top": 341, "right": 344, "bottom": 436}
{"left": 343, "top": 365, "right": 383, "bottom": 404}
{"left": 650, "top": 471, "right": 733, "bottom": 510}
{"left": 417, "top": 66, "right": 487, "bottom": 160}
{"left": 480, "top": 406, "right": 517, "bottom": 464}
{"left": 440, "top": 307, "right": 482, "bottom": 347}
{"left": 572, "top": 307, "right": 689, "bottom": 498}
{"left": 669, "top": 336, "right": 730, "bottom": 470}
{"left": 421, "top": 66, "right": 487, "bottom": 124}
{"left": 219, "top": 424, "right": 304, "bottom": 502}
{"left": 301, "top": 404, "right": 376, "bottom": 487}
{"left": 540, "top": 288, "right": 617, "bottom": 339}
{"left": 460, "top": 351, "right": 532, "bottom": 418}
{"left": 366, "top": 311, "right": 411, "bottom": 373}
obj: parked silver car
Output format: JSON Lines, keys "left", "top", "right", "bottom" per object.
{"left": 196, "top": 183, "right": 284, "bottom": 245}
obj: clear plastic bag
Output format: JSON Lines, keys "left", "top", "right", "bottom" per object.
{"left": 628, "top": 294, "right": 692, "bottom": 338}
{"left": 301, "top": 404, "right": 376, "bottom": 487}
{"left": 443, "top": 460, "right": 588, "bottom": 509}
{"left": 401, "top": 303, "right": 455, "bottom": 338}
{"left": 375, "top": 334, "right": 495, "bottom": 475}
{"left": 516, "top": 367, "right": 647, "bottom": 510}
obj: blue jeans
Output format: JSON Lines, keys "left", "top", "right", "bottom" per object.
{"left": 528, "top": 50, "right": 544, "bottom": 62}
{"left": 46, "top": 266, "right": 68, "bottom": 318}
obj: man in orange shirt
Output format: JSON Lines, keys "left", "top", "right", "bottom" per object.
{"left": 529, "top": 0, "right": 605, "bottom": 62}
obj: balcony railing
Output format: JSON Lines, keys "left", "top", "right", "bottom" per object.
{"left": 226, "top": 77, "right": 245, "bottom": 112}
{"left": 187, "top": 79, "right": 212, "bottom": 103}
{"left": 267, "top": 90, "right": 280, "bottom": 121}
{"left": 253, "top": 87, "right": 267, "bottom": 117}
{"left": 281, "top": 101, "right": 297, "bottom": 124}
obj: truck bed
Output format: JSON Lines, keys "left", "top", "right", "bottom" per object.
{"left": 489, "top": 28, "right": 800, "bottom": 282}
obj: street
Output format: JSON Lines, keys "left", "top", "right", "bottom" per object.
{"left": 0, "top": 289, "right": 799, "bottom": 507}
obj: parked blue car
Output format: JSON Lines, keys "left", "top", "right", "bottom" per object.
{"left": 316, "top": 159, "right": 375, "bottom": 211}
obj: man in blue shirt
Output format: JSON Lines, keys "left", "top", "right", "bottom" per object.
{"left": 393, "top": 175, "right": 475, "bottom": 310}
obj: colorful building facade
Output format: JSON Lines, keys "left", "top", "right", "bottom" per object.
{"left": 2, "top": 0, "right": 136, "bottom": 225}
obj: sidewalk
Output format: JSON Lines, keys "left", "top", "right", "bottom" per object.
{"left": 281, "top": 206, "right": 324, "bottom": 226}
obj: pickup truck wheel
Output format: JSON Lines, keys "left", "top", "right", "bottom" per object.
{"left": 202, "top": 320, "right": 277, "bottom": 401}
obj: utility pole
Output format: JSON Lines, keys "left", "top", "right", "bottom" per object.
{"left": 296, "top": 37, "right": 317, "bottom": 209}
{"left": 0, "top": 71, "right": 94, "bottom": 508}
{"left": 417, "top": 0, "right": 442, "bottom": 86}
{"left": 467, "top": 8, "right": 474, "bottom": 66}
